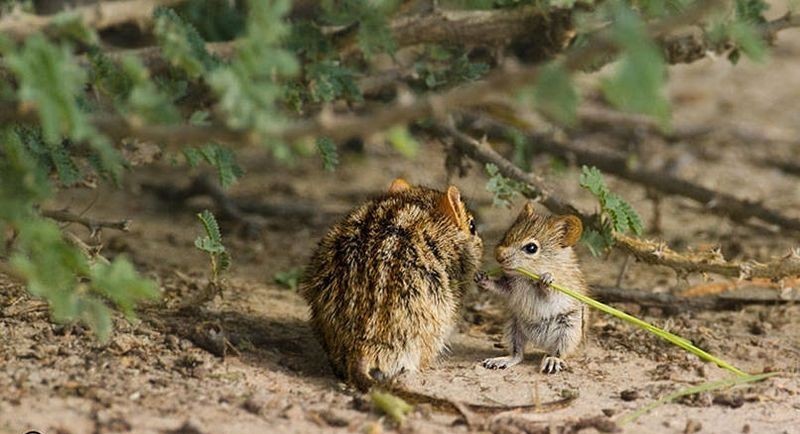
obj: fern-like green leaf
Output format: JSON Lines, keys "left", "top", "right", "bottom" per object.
{"left": 197, "top": 209, "right": 223, "bottom": 244}
{"left": 316, "top": 137, "right": 339, "bottom": 171}
{"left": 485, "top": 163, "right": 531, "bottom": 207}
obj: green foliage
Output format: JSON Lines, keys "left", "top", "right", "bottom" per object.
{"left": 306, "top": 61, "right": 363, "bottom": 103}
{"left": 183, "top": 143, "right": 245, "bottom": 189}
{"left": 531, "top": 63, "right": 579, "bottom": 126}
{"left": 1, "top": 128, "right": 158, "bottom": 341}
{"left": 416, "top": 47, "right": 489, "bottom": 89}
{"left": 5, "top": 35, "right": 89, "bottom": 142}
{"left": 87, "top": 46, "right": 135, "bottom": 101}
{"left": 209, "top": 0, "right": 298, "bottom": 149}
{"left": 735, "top": 0, "right": 768, "bottom": 24}
{"left": 154, "top": 7, "right": 220, "bottom": 78}
{"left": 49, "top": 12, "right": 99, "bottom": 44}
{"left": 15, "top": 125, "right": 81, "bottom": 186}
{"left": 579, "top": 165, "right": 643, "bottom": 255}
{"left": 315, "top": 137, "right": 339, "bottom": 171}
{"left": 176, "top": 0, "right": 246, "bottom": 42}
{"left": 194, "top": 210, "right": 231, "bottom": 281}
{"left": 485, "top": 163, "right": 531, "bottom": 207}
{"left": 121, "top": 56, "right": 182, "bottom": 124}
{"left": 387, "top": 126, "right": 419, "bottom": 157}
{"left": 90, "top": 258, "right": 160, "bottom": 322}
{"left": 322, "top": 0, "right": 398, "bottom": 57}
{"left": 706, "top": 0, "right": 768, "bottom": 64}
{"left": 602, "top": 3, "right": 670, "bottom": 126}
{"left": 274, "top": 267, "right": 304, "bottom": 291}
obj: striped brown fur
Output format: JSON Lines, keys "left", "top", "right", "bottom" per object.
{"left": 301, "top": 180, "right": 483, "bottom": 390}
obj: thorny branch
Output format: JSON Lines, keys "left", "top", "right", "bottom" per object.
{"left": 0, "top": 0, "right": 726, "bottom": 148}
{"left": 435, "top": 123, "right": 800, "bottom": 281}
{"left": 40, "top": 209, "right": 131, "bottom": 235}
{"left": 0, "top": 0, "right": 188, "bottom": 41}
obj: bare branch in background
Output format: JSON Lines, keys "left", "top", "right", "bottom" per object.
{"left": 472, "top": 114, "right": 800, "bottom": 234}
{"left": 0, "top": 0, "right": 187, "bottom": 41}
{"left": 41, "top": 209, "right": 130, "bottom": 234}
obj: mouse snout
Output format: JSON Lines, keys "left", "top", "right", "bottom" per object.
{"left": 495, "top": 246, "right": 514, "bottom": 266}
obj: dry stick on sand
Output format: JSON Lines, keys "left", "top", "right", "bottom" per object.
{"left": 435, "top": 123, "right": 800, "bottom": 281}
{"left": 0, "top": 0, "right": 188, "bottom": 41}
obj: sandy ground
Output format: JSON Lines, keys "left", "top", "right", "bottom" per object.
{"left": 3, "top": 12, "right": 800, "bottom": 434}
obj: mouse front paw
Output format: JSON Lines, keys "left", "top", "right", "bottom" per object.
{"left": 482, "top": 355, "right": 521, "bottom": 370}
{"left": 540, "top": 356, "right": 566, "bottom": 374}
{"left": 537, "top": 272, "right": 554, "bottom": 290}
{"left": 474, "top": 271, "right": 490, "bottom": 287}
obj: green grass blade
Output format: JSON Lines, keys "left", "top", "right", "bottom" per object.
{"left": 514, "top": 268, "right": 747, "bottom": 376}
{"left": 618, "top": 372, "right": 778, "bottom": 425}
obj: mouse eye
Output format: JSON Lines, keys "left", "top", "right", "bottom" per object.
{"left": 522, "top": 242, "right": 539, "bottom": 254}
{"left": 468, "top": 218, "right": 477, "bottom": 235}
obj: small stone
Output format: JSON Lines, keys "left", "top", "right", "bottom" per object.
{"left": 683, "top": 419, "right": 702, "bottom": 434}
{"left": 620, "top": 389, "right": 639, "bottom": 401}
{"left": 281, "top": 404, "right": 305, "bottom": 421}
{"left": 602, "top": 408, "right": 616, "bottom": 417}
{"left": 242, "top": 391, "right": 270, "bottom": 415}
{"left": 317, "top": 409, "right": 350, "bottom": 427}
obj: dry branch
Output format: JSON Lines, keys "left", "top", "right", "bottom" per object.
{"left": 435, "top": 123, "right": 800, "bottom": 281}
{"left": 41, "top": 209, "right": 130, "bottom": 233}
{"left": 0, "top": 0, "right": 187, "bottom": 41}
{"left": 614, "top": 234, "right": 800, "bottom": 280}
{"left": 520, "top": 125, "right": 800, "bottom": 233}
{"left": 0, "top": 0, "right": 723, "bottom": 148}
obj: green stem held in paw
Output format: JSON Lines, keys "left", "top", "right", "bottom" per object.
{"left": 514, "top": 268, "right": 748, "bottom": 376}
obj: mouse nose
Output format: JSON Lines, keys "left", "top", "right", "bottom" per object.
{"left": 495, "top": 246, "right": 511, "bottom": 264}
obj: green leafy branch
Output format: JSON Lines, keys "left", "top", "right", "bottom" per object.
{"left": 579, "top": 165, "right": 643, "bottom": 256}
{"left": 485, "top": 163, "right": 532, "bottom": 207}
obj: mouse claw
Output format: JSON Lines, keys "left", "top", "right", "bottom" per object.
{"left": 482, "top": 355, "right": 521, "bottom": 370}
{"left": 540, "top": 356, "right": 566, "bottom": 374}
{"left": 537, "top": 272, "right": 554, "bottom": 290}
{"left": 474, "top": 271, "right": 489, "bottom": 286}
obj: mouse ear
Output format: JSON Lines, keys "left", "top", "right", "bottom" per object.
{"left": 557, "top": 215, "right": 583, "bottom": 247}
{"left": 439, "top": 185, "right": 467, "bottom": 230}
{"left": 388, "top": 178, "right": 411, "bottom": 193}
{"left": 522, "top": 201, "right": 537, "bottom": 217}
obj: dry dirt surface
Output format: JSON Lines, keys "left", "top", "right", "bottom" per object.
{"left": 3, "top": 20, "right": 800, "bottom": 434}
